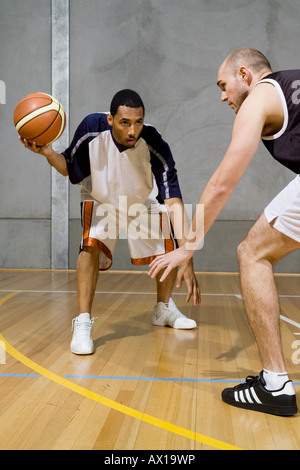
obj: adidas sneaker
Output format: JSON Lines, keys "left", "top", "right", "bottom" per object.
{"left": 222, "top": 371, "right": 298, "bottom": 417}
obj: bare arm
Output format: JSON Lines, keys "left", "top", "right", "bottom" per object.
{"left": 195, "top": 94, "right": 264, "bottom": 238}
{"left": 163, "top": 197, "right": 190, "bottom": 246}
{"left": 149, "top": 84, "right": 270, "bottom": 281}
{"left": 163, "top": 197, "right": 201, "bottom": 305}
{"left": 20, "top": 137, "right": 68, "bottom": 176}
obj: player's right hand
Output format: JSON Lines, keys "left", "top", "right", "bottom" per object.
{"left": 19, "top": 136, "right": 52, "bottom": 157}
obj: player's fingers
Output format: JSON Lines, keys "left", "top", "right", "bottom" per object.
{"left": 148, "top": 262, "right": 161, "bottom": 278}
{"left": 149, "top": 259, "right": 167, "bottom": 278}
{"left": 176, "top": 268, "right": 184, "bottom": 288}
{"left": 194, "top": 284, "right": 201, "bottom": 305}
{"left": 158, "top": 265, "right": 173, "bottom": 282}
{"left": 185, "top": 290, "right": 192, "bottom": 304}
{"left": 21, "top": 138, "right": 39, "bottom": 153}
{"left": 149, "top": 264, "right": 162, "bottom": 278}
{"left": 149, "top": 259, "right": 158, "bottom": 269}
{"left": 19, "top": 136, "right": 30, "bottom": 149}
{"left": 181, "top": 275, "right": 192, "bottom": 303}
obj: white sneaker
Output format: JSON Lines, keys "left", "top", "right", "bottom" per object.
{"left": 71, "top": 313, "right": 95, "bottom": 355}
{"left": 152, "top": 298, "right": 197, "bottom": 329}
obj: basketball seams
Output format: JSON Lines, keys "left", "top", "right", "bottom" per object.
{"left": 14, "top": 92, "right": 66, "bottom": 145}
{"left": 15, "top": 101, "right": 60, "bottom": 133}
{"left": 51, "top": 103, "right": 66, "bottom": 143}
{"left": 14, "top": 93, "right": 54, "bottom": 126}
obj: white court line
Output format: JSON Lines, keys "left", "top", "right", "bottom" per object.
{"left": 1, "top": 289, "right": 300, "bottom": 331}
{"left": 0, "top": 290, "right": 242, "bottom": 296}
{"left": 0, "top": 289, "right": 300, "bottom": 300}
{"left": 280, "top": 315, "right": 300, "bottom": 331}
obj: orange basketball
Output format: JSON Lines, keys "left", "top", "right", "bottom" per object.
{"left": 14, "top": 92, "right": 66, "bottom": 146}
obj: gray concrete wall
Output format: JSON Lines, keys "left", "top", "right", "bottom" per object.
{"left": 1, "top": 0, "right": 300, "bottom": 272}
{"left": 0, "top": 0, "right": 51, "bottom": 268}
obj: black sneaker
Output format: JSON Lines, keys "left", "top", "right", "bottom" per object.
{"left": 222, "top": 371, "right": 298, "bottom": 417}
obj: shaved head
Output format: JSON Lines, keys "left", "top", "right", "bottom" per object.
{"left": 217, "top": 48, "right": 272, "bottom": 114}
{"left": 223, "top": 48, "right": 272, "bottom": 75}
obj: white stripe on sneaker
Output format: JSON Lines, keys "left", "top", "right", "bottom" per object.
{"left": 234, "top": 387, "right": 262, "bottom": 404}
{"left": 250, "top": 387, "right": 262, "bottom": 404}
{"left": 245, "top": 388, "right": 254, "bottom": 404}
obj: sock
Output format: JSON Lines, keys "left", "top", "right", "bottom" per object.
{"left": 263, "top": 369, "right": 289, "bottom": 391}
{"left": 77, "top": 312, "right": 91, "bottom": 321}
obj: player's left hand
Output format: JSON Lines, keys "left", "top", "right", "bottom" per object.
{"left": 177, "top": 259, "right": 201, "bottom": 306}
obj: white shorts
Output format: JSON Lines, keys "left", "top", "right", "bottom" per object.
{"left": 80, "top": 198, "right": 177, "bottom": 270}
{"left": 264, "top": 174, "right": 300, "bottom": 242}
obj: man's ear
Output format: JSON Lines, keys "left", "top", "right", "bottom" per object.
{"left": 239, "top": 66, "right": 252, "bottom": 85}
{"left": 107, "top": 113, "right": 113, "bottom": 126}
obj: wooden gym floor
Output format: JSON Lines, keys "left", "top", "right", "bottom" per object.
{"left": 0, "top": 268, "right": 300, "bottom": 450}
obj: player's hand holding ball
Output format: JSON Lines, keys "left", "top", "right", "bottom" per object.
{"left": 14, "top": 92, "right": 68, "bottom": 175}
{"left": 19, "top": 136, "right": 52, "bottom": 158}
{"left": 14, "top": 92, "right": 66, "bottom": 157}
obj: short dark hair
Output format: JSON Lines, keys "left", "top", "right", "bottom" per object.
{"left": 110, "top": 89, "right": 145, "bottom": 116}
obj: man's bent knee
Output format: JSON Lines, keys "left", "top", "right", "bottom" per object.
{"left": 237, "top": 238, "right": 253, "bottom": 264}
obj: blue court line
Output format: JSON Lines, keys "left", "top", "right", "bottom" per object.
{"left": 0, "top": 373, "right": 300, "bottom": 386}
{"left": 1, "top": 292, "right": 300, "bottom": 386}
{"left": 0, "top": 373, "right": 40, "bottom": 377}
{"left": 0, "top": 374, "right": 40, "bottom": 378}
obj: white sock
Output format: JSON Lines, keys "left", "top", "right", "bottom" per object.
{"left": 263, "top": 369, "right": 289, "bottom": 391}
{"left": 77, "top": 312, "right": 91, "bottom": 321}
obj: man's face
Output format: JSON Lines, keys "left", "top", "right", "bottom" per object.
{"left": 107, "top": 105, "right": 144, "bottom": 148}
{"left": 217, "top": 62, "right": 250, "bottom": 114}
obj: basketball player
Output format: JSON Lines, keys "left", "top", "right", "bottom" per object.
{"left": 149, "top": 48, "right": 300, "bottom": 416}
{"left": 20, "top": 89, "right": 200, "bottom": 355}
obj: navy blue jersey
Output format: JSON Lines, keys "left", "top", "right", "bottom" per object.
{"left": 62, "top": 113, "right": 182, "bottom": 204}
{"left": 259, "top": 70, "right": 300, "bottom": 173}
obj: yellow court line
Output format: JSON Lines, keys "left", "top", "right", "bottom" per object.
{"left": 0, "top": 292, "right": 242, "bottom": 451}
